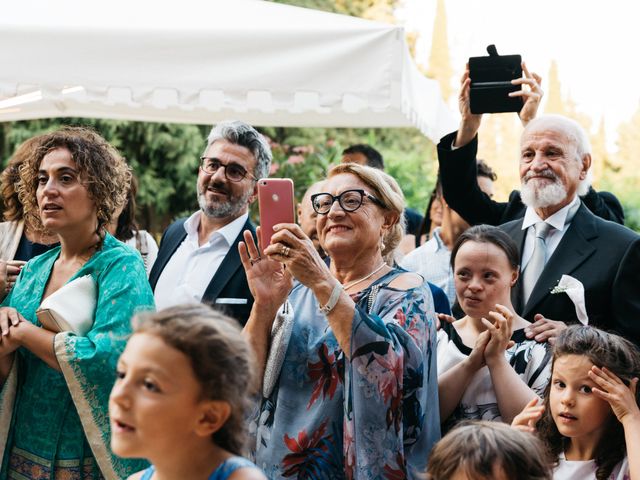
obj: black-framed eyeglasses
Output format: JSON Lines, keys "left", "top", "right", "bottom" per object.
{"left": 199, "top": 157, "right": 256, "bottom": 182}
{"left": 311, "top": 189, "right": 384, "bottom": 215}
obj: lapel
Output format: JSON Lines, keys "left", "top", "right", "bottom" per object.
{"left": 522, "top": 205, "right": 598, "bottom": 318}
{"left": 149, "top": 219, "right": 187, "bottom": 289}
{"left": 201, "top": 218, "right": 255, "bottom": 303}
{"left": 500, "top": 220, "right": 527, "bottom": 313}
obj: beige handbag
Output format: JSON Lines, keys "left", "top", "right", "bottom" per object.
{"left": 36, "top": 275, "right": 97, "bottom": 336}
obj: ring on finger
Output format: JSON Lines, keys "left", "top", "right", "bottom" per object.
{"left": 283, "top": 246, "right": 290, "bottom": 257}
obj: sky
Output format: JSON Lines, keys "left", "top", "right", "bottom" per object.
{"left": 397, "top": 0, "right": 640, "bottom": 150}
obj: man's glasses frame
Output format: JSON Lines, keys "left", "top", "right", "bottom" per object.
{"left": 199, "top": 157, "right": 256, "bottom": 183}
{"left": 310, "top": 189, "right": 384, "bottom": 215}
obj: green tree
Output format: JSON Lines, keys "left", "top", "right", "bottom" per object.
{"left": 267, "top": 0, "right": 337, "bottom": 12}
{"left": 425, "top": 0, "right": 453, "bottom": 101}
{"left": 612, "top": 102, "right": 640, "bottom": 231}
{"left": 269, "top": 0, "right": 399, "bottom": 19}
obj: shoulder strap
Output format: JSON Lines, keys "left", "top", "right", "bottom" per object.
{"left": 137, "top": 231, "right": 149, "bottom": 255}
{"left": 135, "top": 231, "right": 149, "bottom": 267}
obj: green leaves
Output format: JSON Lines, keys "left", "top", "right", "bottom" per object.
{"left": 1, "top": 119, "right": 436, "bottom": 234}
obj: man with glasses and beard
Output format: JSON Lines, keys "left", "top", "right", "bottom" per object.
{"left": 149, "top": 120, "right": 271, "bottom": 324}
{"left": 438, "top": 104, "right": 640, "bottom": 345}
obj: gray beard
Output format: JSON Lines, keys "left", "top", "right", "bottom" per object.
{"left": 197, "top": 186, "right": 251, "bottom": 219}
{"left": 520, "top": 179, "right": 568, "bottom": 209}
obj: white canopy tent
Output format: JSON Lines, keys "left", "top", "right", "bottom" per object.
{"left": 0, "top": 0, "right": 456, "bottom": 142}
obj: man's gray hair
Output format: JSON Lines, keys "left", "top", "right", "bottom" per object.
{"left": 523, "top": 114, "right": 592, "bottom": 195}
{"left": 205, "top": 120, "right": 272, "bottom": 180}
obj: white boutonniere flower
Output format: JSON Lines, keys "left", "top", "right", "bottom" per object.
{"left": 550, "top": 275, "right": 589, "bottom": 325}
{"left": 550, "top": 284, "right": 568, "bottom": 295}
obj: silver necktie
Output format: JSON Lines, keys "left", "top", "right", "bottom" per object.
{"left": 522, "top": 222, "right": 552, "bottom": 304}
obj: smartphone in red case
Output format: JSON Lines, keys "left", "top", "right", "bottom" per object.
{"left": 258, "top": 178, "right": 295, "bottom": 252}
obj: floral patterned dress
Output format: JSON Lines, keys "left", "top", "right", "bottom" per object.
{"left": 252, "top": 269, "right": 440, "bottom": 479}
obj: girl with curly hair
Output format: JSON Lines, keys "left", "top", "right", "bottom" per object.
{"left": 0, "top": 127, "right": 155, "bottom": 479}
{"left": 513, "top": 325, "right": 640, "bottom": 480}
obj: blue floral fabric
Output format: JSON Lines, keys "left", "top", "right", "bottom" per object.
{"left": 253, "top": 269, "right": 440, "bottom": 479}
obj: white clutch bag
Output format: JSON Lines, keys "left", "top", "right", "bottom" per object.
{"left": 36, "top": 274, "right": 97, "bottom": 336}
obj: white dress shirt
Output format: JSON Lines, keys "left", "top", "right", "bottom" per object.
{"left": 520, "top": 195, "right": 580, "bottom": 271}
{"left": 154, "top": 212, "right": 248, "bottom": 310}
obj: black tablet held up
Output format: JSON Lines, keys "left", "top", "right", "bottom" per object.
{"left": 469, "top": 45, "right": 522, "bottom": 114}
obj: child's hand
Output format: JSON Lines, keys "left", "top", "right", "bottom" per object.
{"left": 589, "top": 366, "right": 640, "bottom": 426}
{"left": 511, "top": 396, "right": 545, "bottom": 433}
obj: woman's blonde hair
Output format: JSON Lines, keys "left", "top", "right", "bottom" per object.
{"left": 327, "top": 163, "right": 405, "bottom": 265}
{"left": 17, "top": 127, "right": 131, "bottom": 246}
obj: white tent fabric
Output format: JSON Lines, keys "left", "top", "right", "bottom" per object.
{"left": 0, "top": 0, "right": 457, "bottom": 142}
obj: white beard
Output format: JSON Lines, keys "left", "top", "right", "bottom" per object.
{"left": 520, "top": 176, "right": 568, "bottom": 209}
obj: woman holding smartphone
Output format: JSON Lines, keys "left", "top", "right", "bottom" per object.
{"left": 240, "top": 163, "right": 439, "bottom": 479}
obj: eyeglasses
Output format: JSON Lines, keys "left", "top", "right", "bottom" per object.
{"left": 311, "top": 189, "right": 384, "bottom": 215}
{"left": 199, "top": 157, "right": 256, "bottom": 182}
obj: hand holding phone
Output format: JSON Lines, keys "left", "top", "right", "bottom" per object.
{"left": 258, "top": 178, "right": 295, "bottom": 253}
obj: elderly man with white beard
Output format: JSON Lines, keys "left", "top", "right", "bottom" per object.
{"left": 437, "top": 72, "right": 640, "bottom": 346}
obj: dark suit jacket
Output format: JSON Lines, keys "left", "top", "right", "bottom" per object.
{"left": 500, "top": 204, "right": 640, "bottom": 345}
{"left": 149, "top": 216, "right": 255, "bottom": 326}
{"left": 437, "top": 131, "right": 625, "bottom": 226}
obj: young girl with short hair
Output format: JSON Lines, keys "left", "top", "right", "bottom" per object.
{"left": 109, "top": 304, "right": 266, "bottom": 480}
{"left": 513, "top": 325, "right": 640, "bottom": 480}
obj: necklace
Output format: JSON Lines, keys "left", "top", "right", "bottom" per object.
{"left": 342, "top": 262, "right": 387, "bottom": 291}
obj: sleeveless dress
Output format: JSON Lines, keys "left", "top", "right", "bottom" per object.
{"left": 139, "top": 457, "right": 259, "bottom": 480}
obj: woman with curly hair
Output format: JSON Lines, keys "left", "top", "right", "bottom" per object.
{"left": 0, "top": 136, "right": 59, "bottom": 298}
{"left": 0, "top": 127, "right": 155, "bottom": 479}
